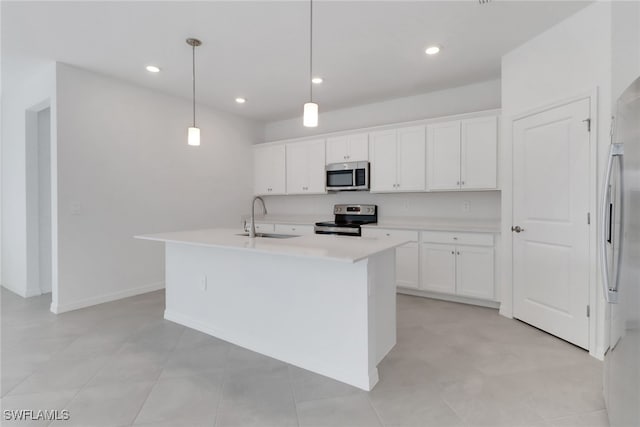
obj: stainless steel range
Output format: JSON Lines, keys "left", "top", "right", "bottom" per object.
{"left": 314, "top": 204, "right": 377, "bottom": 236}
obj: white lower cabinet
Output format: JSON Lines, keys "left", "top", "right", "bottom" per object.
{"left": 396, "top": 242, "right": 420, "bottom": 289}
{"left": 364, "top": 227, "right": 496, "bottom": 302}
{"left": 455, "top": 245, "right": 494, "bottom": 300}
{"left": 420, "top": 244, "right": 456, "bottom": 294}
{"left": 254, "top": 223, "right": 275, "bottom": 233}
{"left": 361, "top": 228, "right": 419, "bottom": 289}
{"left": 420, "top": 231, "right": 495, "bottom": 300}
{"left": 273, "top": 224, "right": 315, "bottom": 236}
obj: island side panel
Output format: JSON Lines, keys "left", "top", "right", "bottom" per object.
{"left": 368, "top": 250, "right": 397, "bottom": 366}
{"left": 163, "top": 242, "right": 379, "bottom": 390}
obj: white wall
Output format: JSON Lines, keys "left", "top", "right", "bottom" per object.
{"left": 500, "top": 2, "right": 612, "bottom": 358}
{"left": 262, "top": 80, "right": 502, "bottom": 222}
{"left": 1, "top": 59, "right": 56, "bottom": 297}
{"left": 611, "top": 0, "right": 640, "bottom": 103}
{"left": 265, "top": 79, "right": 501, "bottom": 142}
{"left": 52, "top": 64, "right": 262, "bottom": 312}
{"left": 263, "top": 191, "right": 500, "bottom": 221}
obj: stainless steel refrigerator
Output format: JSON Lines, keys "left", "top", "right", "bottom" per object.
{"left": 601, "top": 75, "right": 640, "bottom": 427}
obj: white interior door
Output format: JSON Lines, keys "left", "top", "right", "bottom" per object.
{"left": 512, "top": 97, "right": 591, "bottom": 349}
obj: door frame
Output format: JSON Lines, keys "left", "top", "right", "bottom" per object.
{"left": 500, "top": 89, "right": 601, "bottom": 359}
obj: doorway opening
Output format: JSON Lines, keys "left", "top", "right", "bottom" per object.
{"left": 25, "top": 103, "right": 53, "bottom": 300}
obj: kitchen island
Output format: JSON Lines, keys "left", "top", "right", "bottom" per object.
{"left": 135, "top": 228, "right": 408, "bottom": 390}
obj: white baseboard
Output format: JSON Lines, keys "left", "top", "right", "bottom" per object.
{"left": 397, "top": 287, "right": 501, "bottom": 309}
{"left": 50, "top": 281, "right": 165, "bottom": 314}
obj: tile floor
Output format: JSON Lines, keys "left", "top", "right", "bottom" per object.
{"left": 1, "top": 289, "right": 608, "bottom": 427}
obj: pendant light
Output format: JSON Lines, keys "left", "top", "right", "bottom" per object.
{"left": 303, "top": 0, "right": 318, "bottom": 127}
{"left": 186, "top": 38, "right": 202, "bottom": 146}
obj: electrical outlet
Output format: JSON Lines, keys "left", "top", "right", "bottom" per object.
{"left": 200, "top": 275, "right": 207, "bottom": 291}
{"left": 70, "top": 202, "right": 82, "bottom": 215}
{"left": 462, "top": 201, "right": 471, "bottom": 213}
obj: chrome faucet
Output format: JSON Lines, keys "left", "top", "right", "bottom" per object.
{"left": 249, "top": 196, "right": 267, "bottom": 238}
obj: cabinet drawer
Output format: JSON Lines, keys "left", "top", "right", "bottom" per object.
{"left": 274, "top": 224, "right": 314, "bottom": 236}
{"left": 361, "top": 228, "right": 419, "bottom": 242}
{"left": 420, "top": 231, "right": 493, "bottom": 246}
{"left": 254, "top": 223, "right": 275, "bottom": 233}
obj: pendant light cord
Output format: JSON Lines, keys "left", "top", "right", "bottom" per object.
{"left": 309, "top": 0, "right": 313, "bottom": 102}
{"left": 192, "top": 43, "right": 196, "bottom": 127}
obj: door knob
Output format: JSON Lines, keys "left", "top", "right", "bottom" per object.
{"left": 511, "top": 225, "right": 525, "bottom": 233}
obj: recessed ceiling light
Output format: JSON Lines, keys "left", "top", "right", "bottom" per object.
{"left": 145, "top": 65, "right": 161, "bottom": 73}
{"left": 311, "top": 77, "right": 323, "bottom": 84}
{"left": 425, "top": 46, "right": 440, "bottom": 55}
{"left": 235, "top": 97, "right": 246, "bottom": 104}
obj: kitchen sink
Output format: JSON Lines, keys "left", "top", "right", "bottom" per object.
{"left": 235, "top": 233, "right": 298, "bottom": 239}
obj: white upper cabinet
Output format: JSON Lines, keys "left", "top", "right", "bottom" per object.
{"left": 427, "top": 116, "right": 498, "bottom": 191}
{"left": 370, "top": 126, "right": 426, "bottom": 193}
{"left": 427, "top": 120, "right": 462, "bottom": 190}
{"left": 461, "top": 116, "right": 498, "bottom": 190}
{"left": 326, "top": 133, "right": 369, "bottom": 164}
{"left": 254, "top": 144, "right": 286, "bottom": 195}
{"left": 286, "top": 139, "right": 326, "bottom": 194}
{"left": 369, "top": 130, "right": 398, "bottom": 192}
{"left": 397, "top": 126, "right": 427, "bottom": 191}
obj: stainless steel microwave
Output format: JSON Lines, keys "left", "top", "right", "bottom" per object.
{"left": 326, "top": 161, "right": 369, "bottom": 191}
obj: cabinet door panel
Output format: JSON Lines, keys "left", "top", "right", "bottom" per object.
{"left": 396, "top": 242, "right": 419, "bottom": 289}
{"left": 287, "top": 139, "right": 325, "bottom": 194}
{"left": 326, "top": 136, "right": 348, "bottom": 164}
{"left": 456, "top": 246, "right": 494, "bottom": 300}
{"left": 461, "top": 116, "right": 498, "bottom": 190}
{"left": 420, "top": 244, "right": 456, "bottom": 294}
{"left": 369, "top": 130, "right": 397, "bottom": 192}
{"left": 427, "top": 121, "right": 461, "bottom": 190}
{"left": 348, "top": 133, "right": 369, "bottom": 161}
{"left": 253, "top": 146, "right": 269, "bottom": 195}
{"left": 254, "top": 145, "right": 285, "bottom": 195}
{"left": 286, "top": 142, "right": 309, "bottom": 194}
{"left": 397, "top": 126, "right": 426, "bottom": 191}
{"left": 305, "top": 139, "right": 327, "bottom": 193}
{"left": 269, "top": 145, "right": 287, "bottom": 194}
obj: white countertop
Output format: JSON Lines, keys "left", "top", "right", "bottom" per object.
{"left": 249, "top": 215, "right": 500, "bottom": 233}
{"left": 136, "top": 228, "right": 409, "bottom": 263}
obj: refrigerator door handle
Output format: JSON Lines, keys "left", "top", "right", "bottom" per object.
{"left": 600, "top": 143, "right": 624, "bottom": 304}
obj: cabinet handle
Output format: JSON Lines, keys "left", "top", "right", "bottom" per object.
{"left": 461, "top": 181, "right": 465, "bottom": 185}
{"left": 453, "top": 237, "right": 458, "bottom": 240}
{"left": 457, "top": 251, "right": 460, "bottom": 255}
{"left": 451, "top": 251, "right": 455, "bottom": 255}
{"left": 456, "top": 181, "right": 460, "bottom": 186}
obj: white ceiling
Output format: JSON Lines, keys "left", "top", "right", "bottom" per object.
{"left": 2, "top": 1, "right": 590, "bottom": 122}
